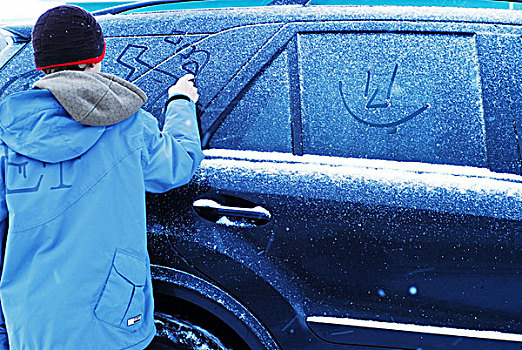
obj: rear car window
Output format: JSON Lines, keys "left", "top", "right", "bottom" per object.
{"left": 299, "top": 32, "right": 488, "bottom": 167}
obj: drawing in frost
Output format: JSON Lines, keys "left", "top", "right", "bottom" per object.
{"left": 338, "top": 63, "right": 430, "bottom": 134}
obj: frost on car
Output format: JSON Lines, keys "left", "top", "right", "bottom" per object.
{"left": 1, "top": 2, "right": 522, "bottom": 350}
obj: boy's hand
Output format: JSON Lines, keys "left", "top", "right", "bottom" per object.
{"left": 168, "top": 74, "right": 199, "bottom": 103}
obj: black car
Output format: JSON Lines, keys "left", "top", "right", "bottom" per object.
{"left": 1, "top": 1, "right": 522, "bottom": 349}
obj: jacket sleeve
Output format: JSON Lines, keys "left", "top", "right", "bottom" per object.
{"left": 141, "top": 97, "right": 204, "bottom": 193}
{"left": 0, "top": 146, "right": 8, "bottom": 349}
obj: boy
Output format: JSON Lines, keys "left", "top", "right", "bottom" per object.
{"left": 0, "top": 5, "right": 203, "bottom": 349}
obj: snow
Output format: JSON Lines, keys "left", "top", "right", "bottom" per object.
{"left": 203, "top": 148, "right": 519, "bottom": 179}
{"left": 200, "top": 149, "right": 522, "bottom": 221}
{"left": 216, "top": 216, "right": 257, "bottom": 228}
{"left": 193, "top": 198, "right": 220, "bottom": 208}
{"left": 408, "top": 286, "right": 418, "bottom": 295}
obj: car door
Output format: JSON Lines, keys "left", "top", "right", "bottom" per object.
{"left": 2, "top": 5, "right": 520, "bottom": 350}
{"left": 161, "top": 13, "right": 522, "bottom": 350}
{"left": 295, "top": 25, "right": 522, "bottom": 350}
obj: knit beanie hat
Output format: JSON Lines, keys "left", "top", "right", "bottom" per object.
{"left": 31, "top": 5, "right": 105, "bottom": 71}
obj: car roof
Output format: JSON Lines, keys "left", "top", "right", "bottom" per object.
{"left": 94, "top": 5, "right": 522, "bottom": 37}
{"left": 5, "top": 2, "right": 522, "bottom": 39}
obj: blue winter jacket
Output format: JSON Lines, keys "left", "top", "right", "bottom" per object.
{"left": 0, "top": 72, "right": 204, "bottom": 349}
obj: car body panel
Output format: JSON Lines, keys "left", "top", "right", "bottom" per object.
{"left": 148, "top": 147, "right": 522, "bottom": 349}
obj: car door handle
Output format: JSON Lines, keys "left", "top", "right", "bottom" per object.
{"left": 193, "top": 199, "right": 271, "bottom": 221}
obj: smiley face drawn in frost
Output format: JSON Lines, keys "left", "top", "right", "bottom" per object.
{"left": 339, "top": 63, "right": 430, "bottom": 133}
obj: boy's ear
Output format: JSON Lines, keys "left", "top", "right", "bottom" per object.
{"left": 78, "top": 63, "right": 96, "bottom": 71}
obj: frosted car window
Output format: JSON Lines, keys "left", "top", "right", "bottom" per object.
{"left": 210, "top": 50, "right": 292, "bottom": 153}
{"left": 299, "top": 33, "right": 488, "bottom": 167}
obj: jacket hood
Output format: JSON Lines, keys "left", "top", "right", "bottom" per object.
{"left": 0, "top": 90, "right": 102, "bottom": 163}
{"left": 0, "top": 72, "right": 147, "bottom": 163}
{"left": 33, "top": 71, "right": 147, "bottom": 126}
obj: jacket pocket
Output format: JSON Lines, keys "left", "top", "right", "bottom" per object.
{"left": 94, "top": 249, "right": 147, "bottom": 330}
